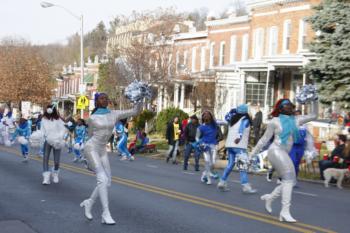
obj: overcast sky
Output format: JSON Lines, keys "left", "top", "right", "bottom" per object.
{"left": 0, "top": 0, "right": 234, "bottom": 45}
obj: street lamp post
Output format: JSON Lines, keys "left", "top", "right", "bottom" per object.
{"left": 40, "top": 1, "right": 85, "bottom": 118}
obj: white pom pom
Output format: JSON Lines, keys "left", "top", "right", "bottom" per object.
{"left": 74, "top": 143, "right": 84, "bottom": 151}
{"left": 18, "top": 136, "right": 28, "bottom": 145}
{"left": 4, "top": 140, "right": 12, "bottom": 147}
{"left": 124, "top": 80, "right": 153, "bottom": 103}
{"left": 296, "top": 84, "right": 318, "bottom": 104}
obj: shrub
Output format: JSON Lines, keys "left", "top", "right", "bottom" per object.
{"left": 156, "top": 107, "right": 189, "bottom": 136}
{"left": 133, "top": 109, "right": 156, "bottom": 130}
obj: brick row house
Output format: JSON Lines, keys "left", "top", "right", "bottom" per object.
{"left": 172, "top": 0, "right": 320, "bottom": 119}
{"left": 106, "top": 0, "right": 321, "bottom": 119}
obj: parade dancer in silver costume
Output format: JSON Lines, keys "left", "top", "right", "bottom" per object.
{"left": 251, "top": 96, "right": 318, "bottom": 223}
{"left": 80, "top": 93, "right": 141, "bottom": 225}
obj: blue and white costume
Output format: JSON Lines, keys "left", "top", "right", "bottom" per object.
{"left": 12, "top": 120, "right": 31, "bottom": 161}
{"left": 115, "top": 121, "right": 133, "bottom": 160}
{"left": 73, "top": 125, "right": 87, "bottom": 161}
{"left": 196, "top": 118, "right": 220, "bottom": 185}
{"left": 80, "top": 104, "right": 141, "bottom": 224}
{"left": 217, "top": 104, "right": 257, "bottom": 193}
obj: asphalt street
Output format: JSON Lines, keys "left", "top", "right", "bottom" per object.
{"left": 0, "top": 145, "right": 349, "bottom": 233}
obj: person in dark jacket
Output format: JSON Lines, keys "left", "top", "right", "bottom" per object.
{"left": 183, "top": 115, "right": 200, "bottom": 171}
{"left": 319, "top": 134, "right": 349, "bottom": 180}
{"left": 253, "top": 105, "right": 263, "bottom": 145}
{"left": 166, "top": 116, "right": 181, "bottom": 164}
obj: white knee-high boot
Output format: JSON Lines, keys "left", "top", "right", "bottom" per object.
{"left": 279, "top": 182, "right": 297, "bottom": 222}
{"left": 260, "top": 184, "right": 282, "bottom": 214}
{"left": 99, "top": 183, "right": 116, "bottom": 225}
{"left": 80, "top": 186, "right": 99, "bottom": 220}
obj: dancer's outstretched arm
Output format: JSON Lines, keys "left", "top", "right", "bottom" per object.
{"left": 297, "top": 100, "right": 318, "bottom": 126}
{"left": 112, "top": 103, "right": 142, "bottom": 122}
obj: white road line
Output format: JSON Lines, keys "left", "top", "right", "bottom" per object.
{"left": 293, "top": 191, "right": 318, "bottom": 197}
{"left": 146, "top": 164, "right": 158, "bottom": 168}
{"left": 183, "top": 172, "right": 195, "bottom": 175}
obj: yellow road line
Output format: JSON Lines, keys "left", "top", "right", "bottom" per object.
{"left": 1, "top": 147, "right": 337, "bottom": 233}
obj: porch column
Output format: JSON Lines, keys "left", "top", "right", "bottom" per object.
{"left": 302, "top": 73, "right": 307, "bottom": 114}
{"left": 158, "top": 85, "right": 163, "bottom": 113}
{"left": 180, "top": 84, "right": 185, "bottom": 109}
{"left": 163, "top": 86, "right": 168, "bottom": 109}
{"left": 174, "top": 83, "right": 179, "bottom": 108}
{"left": 239, "top": 72, "right": 245, "bottom": 104}
{"left": 264, "top": 68, "right": 271, "bottom": 119}
{"left": 62, "top": 100, "right": 65, "bottom": 115}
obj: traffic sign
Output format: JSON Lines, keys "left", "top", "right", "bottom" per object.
{"left": 77, "top": 95, "right": 89, "bottom": 110}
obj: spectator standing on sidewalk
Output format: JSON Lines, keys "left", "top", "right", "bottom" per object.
{"left": 183, "top": 115, "right": 200, "bottom": 171}
{"left": 166, "top": 116, "right": 182, "bottom": 164}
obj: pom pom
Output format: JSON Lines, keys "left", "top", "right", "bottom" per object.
{"left": 296, "top": 84, "right": 318, "bottom": 104}
{"left": 30, "top": 130, "right": 44, "bottom": 148}
{"left": 18, "top": 136, "right": 28, "bottom": 145}
{"left": 73, "top": 143, "right": 84, "bottom": 151}
{"left": 124, "top": 80, "right": 153, "bottom": 103}
{"left": 4, "top": 140, "right": 12, "bottom": 147}
{"left": 225, "top": 108, "right": 237, "bottom": 122}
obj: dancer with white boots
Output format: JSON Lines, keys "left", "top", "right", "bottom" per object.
{"left": 250, "top": 86, "right": 318, "bottom": 223}
{"left": 80, "top": 92, "right": 142, "bottom": 225}
{"left": 41, "top": 104, "right": 67, "bottom": 185}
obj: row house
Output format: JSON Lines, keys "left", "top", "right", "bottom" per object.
{"left": 106, "top": 0, "right": 321, "bottom": 118}
{"left": 55, "top": 56, "right": 100, "bottom": 117}
{"left": 162, "top": 0, "right": 321, "bottom": 119}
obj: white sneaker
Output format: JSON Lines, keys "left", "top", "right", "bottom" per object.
{"left": 201, "top": 172, "right": 207, "bottom": 183}
{"left": 120, "top": 156, "right": 128, "bottom": 161}
{"left": 206, "top": 176, "right": 212, "bottom": 185}
{"left": 217, "top": 180, "right": 229, "bottom": 191}
{"left": 129, "top": 156, "right": 135, "bottom": 161}
{"left": 242, "top": 183, "right": 257, "bottom": 194}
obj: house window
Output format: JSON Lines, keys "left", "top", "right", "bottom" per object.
{"left": 219, "top": 42, "right": 225, "bottom": 66}
{"left": 184, "top": 50, "right": 188, "bottom": 68}
{"left": 269, "top": 26, "right": 278, "bottom": 56}
{"left": 200, "top": 47, "right": 206, "bottom": 71}
{"left": 283, "top": 20, "right": 292, "bottom": 53}
{"left": 298, "top": 19, "right": 308, "bottom": 51}
{"left": 209, "top": 42, "right": 215, "bottom": 68}
{"left": 230, "top": 35, "right": 237, "bottom": 63}
{"left": 253, "top": 28, "right": 264, "bottom": 59}
{"left": 241, "top": 34, "right": 249, "bottom": 61}
{"left": 192, "top": 47, "right": 197, "bottom": 72}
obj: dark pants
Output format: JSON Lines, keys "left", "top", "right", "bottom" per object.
{"left": 319, "top": 160, "right": 333, "bottom": 180}
{"left": 43, "top": 141, "right": 61, "bottom": 172}
{"left": 183, "top": 143, "right": 200, "bottom": 170}
{"left": 253, "top": 126, "right": 261, "bottom": 145}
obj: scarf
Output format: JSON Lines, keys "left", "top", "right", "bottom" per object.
{"left": 93, "top": 108, "right": 111, "bottom": 115}
{"left": 279, "top": 114, "right": 300, "bottom": 145}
